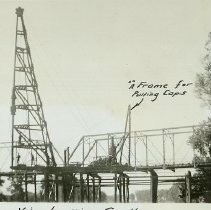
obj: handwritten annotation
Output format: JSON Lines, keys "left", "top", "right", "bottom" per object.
{"left": 128, "top": 80, "right": 193, "bottom": 110}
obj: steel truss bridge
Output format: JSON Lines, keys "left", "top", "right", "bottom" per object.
{"left": 0, "top": 7, "right": 210, "bottom": 203}
{"left": 67, "top": 124, "right": 211, "bottom": 169}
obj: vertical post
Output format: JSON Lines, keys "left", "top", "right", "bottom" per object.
{"left": 162, "top": 129, "right": 166, "bottom": 169}
{"left": 134, "top": 132, "right": 137, "bottom": 169}
{"left": 172, "top": 134, "right": 175, "bottom": 166}
{"left": 11, "top": 81, "right": 15, "bottom": 168}
{"left": 25, "top": 173, "right": 28, "bottom": 202}
{"left": 96, "top": 141, "right": 98, "bottom": 160}
{"left": 92, "top": 176, "right": 96, "bottom": 202}
{"left": 34, "top": 173, "right": 37, "bottom": 202}
{"left": 58, "top": 175, "right": 64, "bottom": 202}
{"left": 44, "top": 171, "right": 49, "bottom": 202}
{"left": 128, "top": 105, "right": 131, "bottom": 166}
{"left": 114, "top": 173, "right": 117, "bottom": 202}
{"left": 126, "top": 177, "right": 129, "bottom": 203}
{"left": 123, "top": 176, "right": 126, "bottom": 203}
{"left": 62, "top": 175, "right": 66, "bottom": 202}
{"left": 67, "top": 147, "right": 70, "bottom": 166}
{"left": 82, "top": 138, "right": 85, "bottom": 167}
{"left": 87, "top": 174, "right": 90, "bottom": 202}
{"left": 151, "top": 171, "right": 158, "bottom": 203}
{"left": 64, "top": 150, "right": 67, "bottom": 166}
{"left": 99, "top": 178, "right": 102, "bottom": 202}
{"left": 55, "top": 175, "right": 58, "bottom": 202}
{"left": 35, "top": 143, "right": 38, "bottom": 165}
{"left": 119, "top": 176, "right": 122, "bottom": 203}
{"left": 150, "top": 169, "right": 158, "bottom": 203}
{"left": 80, "top": 173, "right": 84, "bottom": 202}
{"left": 185, "top": 171, "right": 192, "bottom": 203}
{"left": 146, "top": 136, "right": 148, "bottom": 167}
{"left": 72, "top": 174, "right": 76, "bottom": 202}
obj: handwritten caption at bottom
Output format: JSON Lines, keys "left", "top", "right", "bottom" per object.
{"left": 19, "top": 207, "right": 140, "bottom": 210}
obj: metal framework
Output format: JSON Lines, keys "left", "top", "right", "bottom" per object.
{"left": 11, "top": 7, "right": 56, "bottom": 168}
{"left": 67, "top": 124, "right": 211, "bottom": 169}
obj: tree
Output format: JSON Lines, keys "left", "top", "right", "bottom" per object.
{"left": 195, "top": 32, "right": 211, "bottom": 107}
{"left": 0, "top": 178, "right": 6, "bottom": 201}
{"left": 135, "top": 190, "right": 151, "bottom": 202}
{"left": 167, "top": 183, "right": 184, "bottom": 203}
{"left": 180, "top": 32, "right": 211, "bottom": 203}
{"left": 186, "top": 123, "right": 211, "bottom": 202}
{"left": 135, "top": 185, "right": 183, "bottom": 203}
{"left": 8, "top": 176, "right": 25, "bottom": 202}
{"left": 130, "top": 193, "right": 135, "bottom": 202}
{"left": 189, "top": 121, "right": 211, "bottom": 157}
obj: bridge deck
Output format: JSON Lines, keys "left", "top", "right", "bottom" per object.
{"left": 5, "top": 162, "right": 210, "bottom": 175}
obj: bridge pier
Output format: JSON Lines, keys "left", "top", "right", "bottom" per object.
{"left": 126, "top": 177, "right": 129, "bottom": 202}
{"left": 123, "top": 176, "right": 126, "bottom": 202}
{"left": 44, "top": 171, "right": 50, "bottom": 202}
{"left": 89, "top": 173, "right": 102, "bottom": 202}
{"left": 118, "top": 175, "right": 122, "bottom": 202}
{"left": 121, "top": 174, "right": 130, "bottom": 203}
{"left": 92, "top": 176, "right": 96, "bottom": 202}
{"left": 86, "top": 173, "right": 90, "bottom": 202}
{"left": 57, "top": 175, "right": 64, "bottom": 202}
{"left": 72, "top": 174, "right": 76, "bottom": 202}
{"left": 55, "top": 175, "right": 58, "bottom": 202}
{"left": 80, "top": 173, "right": 85, "bottom": 202}
{"left": 24, "top": 173, "right": 28, "bottom": 202}
{"left": 98, "top": 177, "right": 102, "bottom": 202}
{"left": 185, "top": 171, "right": 192, "bottom": 203}
{"left": 114, "top": 173, "right": 117, "bottom": 202}
{"left": 114, "top": 173, "right": 130, "bottom": 203}
{"left": 149, "top": 169, "right": 158, "bottom": 203}
{"left": 34, "top": 173, "right": 37, "bottom": 202}
{"left": 63, "top": 174, "right": 70, "bottom": 202}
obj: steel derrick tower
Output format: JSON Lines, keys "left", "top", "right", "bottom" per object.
{"left": 11, "top": 7, "right": 56, "bottom": 168}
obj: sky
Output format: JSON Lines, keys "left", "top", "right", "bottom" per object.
{"left": 0, "top": 0, "right": 211, "bottom": 171}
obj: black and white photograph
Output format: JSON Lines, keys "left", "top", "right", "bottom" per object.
{"left": 0, "top": 0, "right": 211, "bottom": 208}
